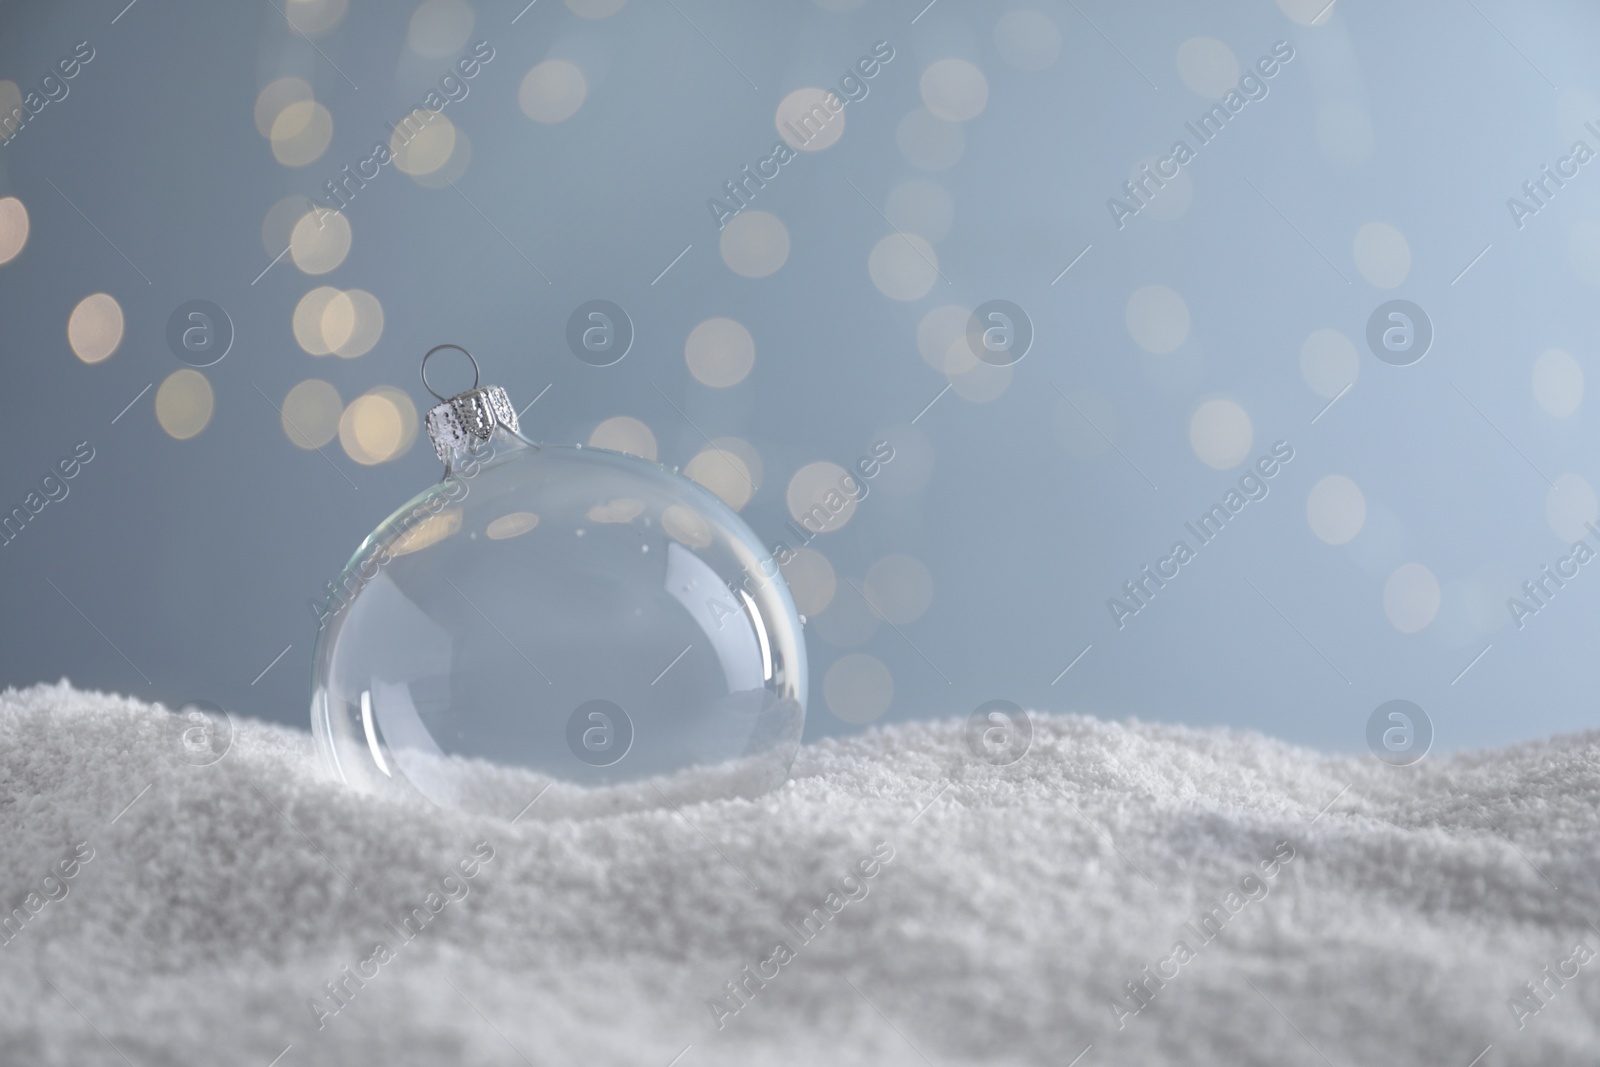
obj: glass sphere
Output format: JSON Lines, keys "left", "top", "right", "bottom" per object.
{"left": 310, "top": 422, "right": 806, "bottom": 819}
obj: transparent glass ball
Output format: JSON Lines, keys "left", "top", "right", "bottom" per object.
{"left": 310, "top": 420, "right": 806, "bottom": 819}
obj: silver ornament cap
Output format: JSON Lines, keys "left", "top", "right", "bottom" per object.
{"left": 420, "top": 344, "right": 521, "bottom": 464}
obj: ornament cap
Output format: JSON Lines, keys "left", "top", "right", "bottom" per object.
{"left": 420, "top": 344, "right": 520, "bottom": 464}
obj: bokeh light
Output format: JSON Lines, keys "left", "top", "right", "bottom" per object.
{"left": 587, "top": 498, "right": 647, "bottom": 524}
{"left": 407, "top": 0, "right": 475, "bottom": 58}
{"left": 919, "top": 59, "right": 988, "bottom": 122}
{"left": 565, "top": 0, "right": 626, "bottom": 16}
{"left": 1300, "top": 328, "right": 1359, "bottom": 397}
{"left": 519, "top": 60, "right": 588, "bottom": 123}
{"left": 284, "top": 0, "right": 348, "bottom": 36}
{"left": 289, "top": 209, "right": 351, "bottom": 274}
{"left": 1306, "top": 475, "right": 1366, "bottom": 545}
{"left": 824, "top": 652, "right": 893, "bottom": 724}
{"left": 1352, "top": 222, "right": 1411, "bottom": 289}
{"left": 1175, "top": 37, "right": 1240, "bottom": 98}
{"left": 1125, "top": 285, "right": 1190, "bottom": 354}
{"left": 780, "top": 546, "right": 836, "bottom": 616}
{"left": 994, "top": 10, "right": 1061, "bottom": 71}
{"left": 0, "top": 197, "right": 27, "bottom": 266}
{"left": 787, "top": 461, "right": 857, "bottom": 532}
{"left": 662, "top": 503, "right": 714, "bottom": 549}
{"left": 1546, "top": 472, "right": 1597, "bottom": 542}
{"left": 589, "top": 415, "right": 657, "bottom": 460}
{"left": 391, "top": 511, "right": 461, "bottom": 557}
{"left": 719, "top": 210, "right": 790, "bottom": 278}
{"left": 253, "top": 77, "right": 313, "bottom": 138}
{"left": 155, "top": 369, "right": 214, "bottom": 440}
{"left": 685, "top": 317, "right": 756, "bottom": 387}
{"left": 486, "top": 511, "right": 540, "bottom": 540}
{"left": 1189, "top": 398, "right": 1253, "bottom": 469}
{"left": 685, "top": 445, "right": 755, "bottom": 510}
{"left": 917, "top": 304, "right": 973, "bottom": 374}
{"left": 896, "top": 108, "right": 964, "bottom": 171}
{"left": 281, "top": 379, "right": 343, "bottom": 449}
{"left": 270, "top": 100, "right": 334, "bottom": 167}
{"left": 293, "top": 287, "right": 345, "bottom": 356}
{"left": 1275, "top": 0, "right": 1337, "bottom": 25}
{"left": 868, "top": 233, "right": 940, "bottom": 301}
{"left": 391, "top": 113, "right": 458, "bottom": 176}
{"left": 863, "top": 554, "right": 933, "bottom": 624}
{"left": 323, "top": 289, "right": 385, "bottom": 358}
{"left": 1532, "top": 348, "right": 1583, "bottom": 417}
{"left": 776, "top": 88, "right": 845, "bottom": 152}
{"left": 340, "top": 389, "right": 416, "bottom": 465}
{"left": 1384, "top": 563, "right": 1441, "bottom": 633}
{"left": 67, "top": 293, "right": 124, "bottom": 364}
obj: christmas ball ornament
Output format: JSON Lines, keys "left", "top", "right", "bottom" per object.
{"left": 310, "top": 346, "right": 806, "bottom": 818}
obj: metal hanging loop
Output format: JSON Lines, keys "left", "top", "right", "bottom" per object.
{"left": 420, "top": 344, "right": 481, "bottom": 402}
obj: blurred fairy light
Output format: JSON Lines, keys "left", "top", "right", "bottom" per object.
{"left": 289, "top": 209, "right": 351, "bottom": 274}
{"left": 270, "top": 100, "right": 334, "bottom": 167}
{"left": 863, "top": 554, "right": 933, "bottom": 625}
{"left": 281, "top": 379, "right": 343, "bottom": 449}
{"left": 339, "top": 388, "right": 417, "bottom": 465}
{"left": 1545, "top": 473, "right": 1598, "bottom": 542}
{"left": 786, "top": 461, "right": 856, "bottom": 531}
{"left": 323, "top": 289, "right": 384, "bottom": 358}
{"left": 661, "top": 504, "right": 713, "bottom": 549}
{"left": 564, "top": 0, "right": 626, "bottom": 17}
{"left": 1532, "top": 348, "right": 1583, "bottom": 417}
{"left": 284, "top": 0, "right": 349, "bottom": 37}
{"left": 390, "top": 113, "right": 457, "bottom": 175}
{"left": 867, "top": 233, "right": 938, "bottom": 301}
{"left": 780, "top": 546, "right": 836, "bottom": 616}
{"left": 1124, "top": 285, "right": 1190, "bottom": 354}
{"left": 685, "top": 446, "right": 755, "bottom": 511}
{"left": 67, "top": 293, "right": 123, "bottom": 364}
{"left": 254, "top": 77, "right": 313, "bottom": 137}
{"left": 407, "top": 0, "right": 475, "bottom": 59}
{"left": 719, "top": 210, "right": 789, "bottom": 278}
{"left": 950, "top": 360, "right": 1011, "bottom": 403}
{"left": 1275, "top": 0, "right": 1337, "bottom": 26}
{"left": 1352, "top": 222, "right": 1411, "bottom": 289}
{"left": 993, "top": 10, "right": 1060, "bottom": 71}
{"left": 519, "top": 60, "right": 587, "bottom": 123}
{"left": 1188, "top": 398, "right": 1254, "bottom": 470}
{"left": 588, "top": 415, "right": 657, "bottom": 460}
{"left": 1306, "top": 475, "right": 1367, "bottom": 545}
{"left": 586, "top": 498, "right": 646, "bottom": 524}
{"left": 1175, "top": 38, "right": 1241, "bottom": 99}
{"left": 776, "top": 88, "right": 846, "bottom": 152}
{"left": 410, "top": 128, "right": 472, "bottom": 188}
{"left": 1299, "top": 328, "right": 1359, "bottom": 398}
{"left": 1384, "top": 563, "right": 1441, "bottom": 633}
{"left": 262, "top": 196, "right": 310, "bottom": 256}
{"left": 895, "top": 108, "right": 964, "bottom": 171}
{"left": 291, "top": 287, "right": 383, "bottom": 357}
{"left": 486, "top": 511, "right": 539, "bottom": 540}
{"left": 918, "top": 59, "right": 988, "bottom": 123}
{"left": 390, "top": 510, "right": 461, "bottom": 556}
{"left": 155, "top": 369, "right": 214, "bottom": 440}
{"left": 916, "top": 305, "right": 970, "bottom": 373}
{"left": 823, "top": 652, "right": 893, "bottom": 724}
{"left": 0, "top": 197, "right": 27, "bottom": 265}
{"left": 685, "top": 317, "right": 755, "bottom": 387}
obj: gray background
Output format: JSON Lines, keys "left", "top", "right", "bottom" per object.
{"left": 2, "top": 0, "right": 1597, "bottom": 753}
